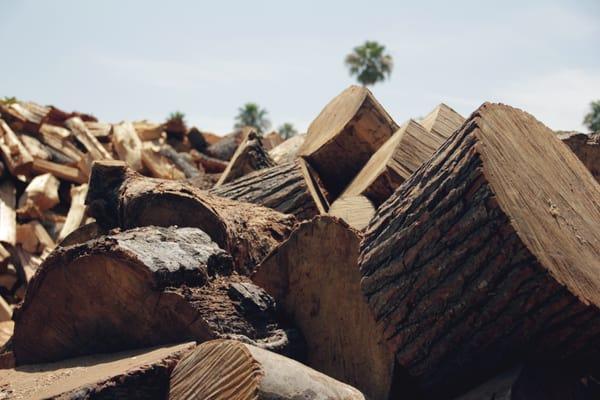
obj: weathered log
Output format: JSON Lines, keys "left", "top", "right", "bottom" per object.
{"left": 559, "top": 131, "right": 599, "bottom": 182}
{"left": 112, "top": 121, "right": 143, "bottom": 171}
{"left": 269, "top": 133, "right": 306, "bottom": 164}
{"left": 170, "top": 339, "right": 365, "bottom": 400}
{"left": 86, "top": 161, "right": 296, "bottom": 273}
{"left": 254, "top": 216, "right": 395, "bottom": 399}
{"left": 211, "top": 159, "right": 327, "bottom": 220}
{"left": 215, "top": 129, "right": 275, "bottom": 186}
{"left": 57, "top": 184, "right": 88, "bottom": 242}
{"left": 327, "top": 194, "right": 375, "bottom": 230}
{"left": 206, "top": 128, "right": 245, "bottom": 161}
{"left": 359, "top": 103, "right": 600, "bottom": 398}
{"left": 419, "top": 103, "right": 465, "bottom": 140}
{"left": 12, "top": 225, "right": 295, "bottom": 364}
{"left": 0, "top": 181, "right": 16, "bottom": 246}
{"left": 0, "top": 342, "right": 195, "bottom": 400}
{"left": 0, "top": 119, "right": 33, "bottom": 175}
{"left": 298, "top": 85, "right": 398, "bottom": 199}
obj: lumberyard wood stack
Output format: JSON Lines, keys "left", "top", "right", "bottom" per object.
{"left": 0, "top": 88, "right": 599, "bottom": 399}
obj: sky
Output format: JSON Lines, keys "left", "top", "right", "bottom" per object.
{"left": 0, "top": 0, "right": 599, "bottom": 134}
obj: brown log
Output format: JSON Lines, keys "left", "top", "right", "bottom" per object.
{"left": 133, "top": 120, "right": 164, "bottom": 141}
{"left": 12, "top": 225, "right": 295, "bottom": 364}
{"left": 206, "top": 128, "right": 245, "bottom": 161}
{"left": 327, "top": 194, "right": 375, "bottom": 230}
{"left": 215, "top": 129, "right": 276, "bottom": 186}
{"left": 359, "top": 103, "right": 600, "bottom": 398}
{"left": 112, "top": 121, "right": 143, "bottom": 171}
{"left": 254, "top": 216, "right": 395, "bottom": 399}
{"left": 211, "top": 159, "right": 327, "bottom": 220}
{"left": 0, "top": 342, "right": 195, "bottom": 400}
{"left": 141, "top": 141, "right": 186, "bottom": 180}
{"left": 65, "top": 117, "right": 113, "bottom": 160}
{"left": 170, "top": 339, "right": 366, "bottom": 400}
{"left": 298, "top": 85, "right": 398, "bottom": 199}
{"left": 159, "top": 143, "right": 201, "bottom": 178}
{"left": 59, "top": 222, "right": 105, "bottom": 248}
{"left": 419, "top": 103, "right": 466, "bottom": 140}
{"left": 0, "top": 296, "right": 10, "bottom": 322}
{"left": 0, "top": 119, "right": 33, "bottom": 175}
{"left": 0, "top": 243, "right": 10, "bottom": 269}
{"left": 190, "top": 149, "right": 228, "bottom": 173}
{"left": 187, "top": 126, "right": 208, "bottom": 152}
{"left": 86, "top": 161, "right": 296, "bottom": 274}
{"left": 261, "top": 131, "right": 284, "bottom": 150}
{"left": 269, "top": 133, "right": 306, "bottom": 164}
{"left": 18, "top": 134, "right": 51, "bottom": 160}
{"left": 32, "top": 158, "right": 87, "bottom": 184}
{"left": 559, "top": 131, "right": 600, "bottom": 182}
{"left": 57, "top": 184, "right": 88, "bottom": 242}
{"left": 0, "top": 321, "right": 12, "bottom": 348}
{"left": 0, "top": 101, "right": 49, "bottom": 133}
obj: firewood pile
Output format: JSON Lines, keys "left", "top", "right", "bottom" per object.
{"left": 0, "top": 86, "right": 599, "bottom": 399}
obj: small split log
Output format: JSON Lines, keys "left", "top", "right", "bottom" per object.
{"left": 0, "top": 181, "right": 16, "bottom": 246}
{"left": 206, "top": 129, "right": 245, "bottom": 161}
{"left": 254, "top": 216, "right": 395, "bottom": 399}
{"left": 0, "top": 243, "right": 10, "bottom": 269}
{"left": 0, "top": 296, "right": 11, "bottom": 322}
{"left": 269, "top": 133, "right": 305, "bottom": 164}
{"left": 0, "top": 119, "right": 33, "bottom": 175}
{"left": 112, "top": 121, "right": 143, "bottom": 171}
{"left": 298, "top": 85, "right": 398, "bottom": 198}
{"left": 18, "top": 173, "right": 60, "bottom": 212}
{"left": 141, "top": 141, "right": 186, "bottom": 180}
{"left": 39, "top": 123, "right": 71, "bottom": 140}
{"left": 0, "top": 101, "right": 49, "bottom": 133}
{"left": 559, "top": 131, "right": 600, "bottom": 182}
{"left": 159, "top": 144, "right": 201, "bottom": 178}
{"left": 16, "top": 221, "right": 54, "bottom": 254}
{"left": 327, "top": 195, "right": 375, "bottom": 230}
{"left": 18, "top": 134, "right": 51, "bottom": 160}
{"left": 31, "top": 158, "right": 87, "bottom": 184}
{"left": 133, "top": 120, "right": 164, "bottom": 141}
{"left": 84, "top": 121, "right": 112, "bottom": 141}
{"left": 65, "top": 117, "right": 113, "bottom": 160}
{"left": 359, "top": 103, "right": 600, "bottom": 397}
{"left": 169, "top": 339, "right": 366, "bottom": 400}
{"left": 261, "top": 131, "right": 284, "bottom": 150}
{"left": 57, "top": 184, "right": 88, "bottom": 242}
{"left": 419, "top": 103, "right": 466, "bottom": 140}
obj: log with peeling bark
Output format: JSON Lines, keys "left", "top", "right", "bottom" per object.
{"left": 86, "top": 161, "right": 296, "bottom": 273}
{"left": 269, "top": 133, "right": 305, "bottom": 164}
{"left": 419, "top": 103, "right": 466, "bottom": 140}
{"left": 211, "top": 159, "right": 328, "bottom": 220}
{"left": 0, "top": 119, "right": 33, "bottom": 175}
{"left": 170, "top": 339, "right": 366, "bottom": 400}
{"left": 215, "top": 129, "right": 275, "bottom": 186}
{"left": 559, "top": 131, "right": 600, "bottom": 182}
{"left": 112, "top": 121, "right": 143, "bottom": 171}
{"left": 12, "top": 226, "right": 297, "bottom": 364}
{"left": 206, "top": 129, "right": 245, "bottom": 161}
{"left": 254, "top": 216, "right": 395, "bottom": 399}
{"left": 57, "top": 184, "right": 88, "bottom": 242}
{"left": 65, "top": 117, "right": 113, "bottom": 160}
{"left": 359, "top": 102, "right": 600, "bottom": 398}
{"left": 0, "top": 342, "right": 195, "bottom": 400}
{"left": 298, "top": 85, "right": 398, "bottom": 199}
{"left": 0, "top": 181, "right": 16, "bottom": 246}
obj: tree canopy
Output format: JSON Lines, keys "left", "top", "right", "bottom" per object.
{"left": 584, "top": 100, "right": 600, "bottom": 132}
{"left": 234, "top": 103, "right": 271, "bottom": 135}
{"left": 345, "top": 41, "right": 393, "bottom": 86}
{"left": 278, "top": 123, "right": 298, "bottom": 140}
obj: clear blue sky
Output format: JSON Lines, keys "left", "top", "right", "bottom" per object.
{"left": 1, "top": 0, "right": 598, "bottom": 134}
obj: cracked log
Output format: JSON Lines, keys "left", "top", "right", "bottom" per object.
{"left": 86, "top": 161, "right": 296, "bottom": 274}
{"left": 359, "top": 102, "right": 600, "bottom": 398}
{"left": 253, "top": 216, "right": 395, "bottom": 400}
{"left": 169, "top": 339, "right": 365, "bottom": 400}
{"left": 559, "top": 131, "right": 599, "bottom": 182}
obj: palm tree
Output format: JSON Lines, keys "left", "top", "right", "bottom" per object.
{"left": 234, "top": 103, "right": 271, "bottom": 135}
{"left": 584, "top": 100, "right": 600, "bottom": 132}
{"left": 345, "top": 41, "right": 393, "bottom": 86}
{"left": 278, "top": 123, "right": 298, "bottom": 140}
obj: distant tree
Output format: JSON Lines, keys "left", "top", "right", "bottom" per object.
{"left": 0, "top": 96, "right": 18, "bottom": 105}
{"left": 235, "top": 103, "right": 271, "bottom": 135}
{"left": 345, "top": 41, "right": 393, "bottom": 86}
{"left": 165, "top": 111, "right": 187, "bottom": 136}
{"left": 583, "top": 100, "right": 600, "bottom": 132}
{"left": 278, "top": 123, "right": 298, "bottom": 140}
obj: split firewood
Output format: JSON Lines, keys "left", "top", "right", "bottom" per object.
{"left": 211, "top": 159, "right": 328, "bottom": 220}
{"left": 269, "top": 133, "right": 305, "bottom": 164}
{"left": 206, "top": 128, "right": 245, "bottom": 161}
{"left": 0, "top": 342, "right": 195, "bottom": 400}
{"left": 84, "top": 121, "right": 112, "bottom": 141}
{"left": 12, "top": 226, "right": 296, "bottom": 364}
{"left": 419, "top": 103, "right": 466, "bottom": 140}
{"left": 39, "top": 122, "right": 71, "bottom": 140}
{"left": 18, "top": 134, "right": 51, "bottom": 160}
{"left": 188, "top": 126, "right": 208, "bottom": 152}
{"left": 559, "top": 131, "right": 600, "bottom": 182}
{"left": 18, "top": 173, "right": 60, "bottom": 213}
{"left": 0, "top": 101, "right": 49, "bottom": 133}
{"left": 44, "top": 106, "right": 98, "bottom": 127}
{"left": 38, "top": 126, "right": 85, "bottom": 165}
{"left": 170, "top": 339, "right": 366, "bottom": 400}
{"left": 16, "top": 221, "right": 55, "bottom": 254}
{"left": 327, "top": 195, "right": 375, "bottom": 230}
{"left": 359, "top": 103, "right": 600, "bottom": 397}
{"left": 112, "top": 121, "right": 143, "bottom": 171}
{"left": 215, "top": 129, "right": 276, "bottom": 186}
{"left": 298, "top": 85, "right": 398, "bottom": 199}
{"left": 0, "top": 244, "right": 10, "bottom": 269}
{"left": 57, "top": 184, "right": 88, "bottom": 242}
{"left": 65, "top": 116, "right": 113, "bottom": 160}
{"left": 0, "top": 119, "right": 33, "bottom": 175}
{"left": 86, "top": 161, "right": 296, "bottom": 273}
{"left": 159, "top": 144, "right": 201, "bottom": 178}
{"left": 0, "top": 181, "right": 16, "bottom": 246}
{"left": 0, "top": 321, "right": 13, "bottom": 348}
{"left": 141, "top": 141, "right": 186, "bottom": 180}
{"left": 32, "top": 158, "right": 87, "bottom": 184}
{"left": 254, "top": 216, "right": 395, "bottom": 399}
{"left": 0, "top": 295, "right": 11, "bottom": 322}
{"left": 133, "top": 120, "right": 164, "bottom": 141}
{"left": 190, "top": 149, "right": 228, "bottom": 173}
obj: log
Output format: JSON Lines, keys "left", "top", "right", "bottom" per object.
{"left": 86, "top": 161, "right": 296, "bottom": 274}
{"left": 12, "top": 225, "right": 295, "bottom": 364}
{"left": 170, "top": 339, "right": 366, "bottom": 400}
{"left": 32, "top": 158, "right": 87, "bottom": 184}
{"left": 0, "top": 321, "right": 12, "bottom": 348}
{"left": 38, "top": 126, "right": 85, "bottom": 165}
{"left": 188, "top": 126, "right": 208, "bottom": 152}
{"left": 18, "top": 173, "right": 60, "bottom": 212}
{"left": 0, "top": 243, "right": 10, "bottom": 269}
{"left": 141, "top": 141, "right": 186, "bottom": 180}
{"left": 16, "top": 221, "right": 55, "bottom": 254}
{"left": 18, "top": 134, "right": 51, "bottom": 160}
{"left": 112, "top": 121, "right": 143, "bottom": 171}
{"left": 261, "top": 131, "right": 284, "bottom": 150}
{"left": 206, "top": 129, "right": 245, "bottom": 161}
{"left": 559, "top": 131, "right": 600, "bottom": 182}
{"left": 0, "top": 295, "right": 11, "bottom": 322}
{"left": 0, "top": 342, "right": 195, "bottom": 400}
{"left": 334, "top": 119, "right": 447, "bottom": 208}
{"left": 0, "top": 119, "right": 33, "bottom": 175}
{"left": 57, "top": 184, "right": 88, "bottom": 242}
{"left": 0, "top": 181, "right": 16, "bottom": 246}
{"left": 269, "top": 133, "right": 305, "bottom": 164}
{"left": 327, "top": 194, "right": 375, "bottom": 230}
{"left": 190, "top": 149, "right": 228, "bottom": 173}
{"left": 159, "top": 144, "right": 201, "bottom": 178}
{"left": 65, "top": 117, "right": 113, "bottom": 160}
{"left": 359, "top": 103, "right": 600, "bottom": 398}
{"left": 211, "top": 159, "right": 328, "bottom": 220}
{"left": 298, "top": 86, "right": 398, "bottom": 199}
{"left": 215, "top": 129, "right": 276, "bottom": 186}
{"left": 39, "top": 122, "right": 71, "bottom": 140}
{"left": 253, "top": 216, "right": 395, "bottom": 399}
{"left": 59, "top": 222, "right": 105, "bottom": 247}
{"left": 133, "top": 120, "right": 164, "bottom": 141}
{"left": 84, "top": 121, "right": 112, "bottom": 141}
{"left": 0, "top": 101, "right": 49, "bottom": 133}
{"left": 419, "top": 103, "right": 466, "bottom": 140}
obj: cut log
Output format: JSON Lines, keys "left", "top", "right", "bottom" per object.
{"left": 419, "top": 103, "right": 466, "bottom": 140}
{"left": 39, "top": 122, "right": 71, "bottom": 140}
{"left": 32, "top": 158, "right": 87, "bottom": 184}
{"left": 298, "top": 86, "right": 398, "bottom": 198}
{"left": 0, "top": 181, "right": 16, "bottom": 246}
{"left": 16, "top": 221, "right": 55, "bottom": 254}
{"left": 269, "top": 133, "right": 305, "bottom": 164}
{"left": 188, "top": 126, "right": 208, "bottom": 152}
{"left": 0, "top": 321, "right": 13, "bottom": 348}
{"left": 559, "top": 131, "right": 600, "bottom": 182}
{"left": 359, "top": 103, "right": 600, "bottom": 397}
{"left": 327, "top": 195, "right": 375, "bottom": 230}
{"left": 253, "top": 216, "right": 395, "bottom": 399}
{"left": 159, "top": 144, "right": 201, "bottom": 178}
{"left": 0, "top": 243, "right": 10, "bottom": 269}
{"left": 86, "top": 161, "right": 296, "bottom": 274}
{"left": 112, "top": 121, "right": 143, "bottom": 171}
{"left": 12, "top": 225, "right": 295, "bottom": 364}
{"left": 59, "top": 222, "right": 105, "bottom": 247}
{"left": 170, "top": 339, "right": 366, "bottom": 400}
{"left": 0, "top": 342, "right": 195, "bottom": 400}
{"left": 133, "top": 120, "right": 164, "bottom": 141}
{"left": 0, "top": 295, "right": 11, "bottom": 322}
{"left": 57, "top": 184, "right": 88, "bottom": 242}
{"left": 206, "top": 129, "right": 245, "bottom": 161}
{"left": 0, "top": 119, "right": 33, "bottom": 175}
{"left": 141, "top": 141, "right": 186, "bottom": 180}
{"left": 0, "top": 101, "right": 49, "bottom": 133}
{"left": 84, "top": 121, "right": 112, "bottom": 141}
{"left": 38, "top": 127, "right": 85, "bottom": 165}
{"left": 211, "top": 159, "right": 327, "bottom": 220}
{"left": 65, "top": 117, "right": 113, "bottom": 160}
{"left": 215, "top": 129, "right": 276, "bottom": 186}
{"left": 190, "top": 149, "right": 228, "bottom": 173}
{"left": 18, "top": 173, "right": 60, "bottom": 212}
{"left": 334, "top": 119, "right": 447, "bottom": 208}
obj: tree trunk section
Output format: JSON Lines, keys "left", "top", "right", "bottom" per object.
{"left": 269, "top": 133, "right": 305, "bottom": 164}
{"left": 206, "top": 129, "right": 245, "bottom": 161}
{"left": 559, "top": 131, "right": 599, "bottom": 183}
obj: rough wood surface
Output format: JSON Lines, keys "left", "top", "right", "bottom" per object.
{"left": 133, "top": 120, "right": 164, "bottom": 141}
{"left": 12, "top": 226, "right": 294, "bottom": 364}
{"left": 170, "top": 339, "right": 366, "bottom": 400}
{"left": 327, "top": 194, "right": 375, "bottom": 230}
{"left": 85, "top": 121, "right": 112, "bottom": 141}
{"left": 419, "top": 103, "right": 466, "bottom": 140}
{"left": 0, "top": 119, "right": 33, "bottom": 175}
{"left": 269, "top": 133, "right": 306, "bottom": 164}
{"left": 0, "top": 342, "right": 195, "bottom": 400}
{"left": 18, "top": 173, "right": 60, "bottom": 212}
{"left": 206, "top": 129, "right": 245, "bottom": 161}
{"left": 188, "top": 126, "right": 208, "bottom": 152}
{"left": 86, "top": 161, "right": 296, "bottom": 273}
{"left": 359, "top": 102, "right": 600, "bottom": 398}
{"left": 254, "top": 216, "right": 395, "bottom": 399}
{"left": 560, "top": 131, "right": 600, "bottom": 182}
{"left": 159, "top": 144, "right": 201, "bottom": 178}
{"left": 16, "top": 221, "right": 55, "bottom": 254}
{"left": 191, "top": 149, "right": 228, "bottom": 173}
{"left": 141, "top": 142, "right": 186, "bottom": 180}
{"left": 19, "top": 134, "right": 51, "bottom": 160}
{"left": 298, "top": 85, "right": 398, "bottom": 199}
{"left": 112, "top": 121, "right": 143, "bottom": 171}
{"left": 57, "top": 184, "right": 88, "bottom": 242}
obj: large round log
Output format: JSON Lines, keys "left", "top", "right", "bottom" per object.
{"left": 359, "top": 103, "right": 600, "bottom": 397}
{"left": 86, "top": 161, "right": 296, "bottom": 274}
{"left": 12, "top": 226, "right": 295, "bottom": 365}
{"left": 169, "top": 339, "right": 366, "bottom": 400}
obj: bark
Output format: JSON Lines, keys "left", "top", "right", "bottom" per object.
{"left": 253, "top": 216, "right": 395, "bottom": 400}
{"left": 559, "top": 131, "right": 600, "bottom": 182}
{"left": 190, "top": 149, "right": 228, "bottom": 173}
{"left": 12, "top": 226, "right": 296, "bottom": 364}
{"left": 187, "top": 126, "right": 208, "bottom": 152}
{"left": 170, "top": 339, "right": 366, "bottom": 400}
{"left": 58, "top": 222, "right": 106, "bottom": 247}
{"left": 86, "top": 161, "right": 296, "bottom": 274}
{"left": 359, "top": 103, "right": 600, "bottom": 398}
